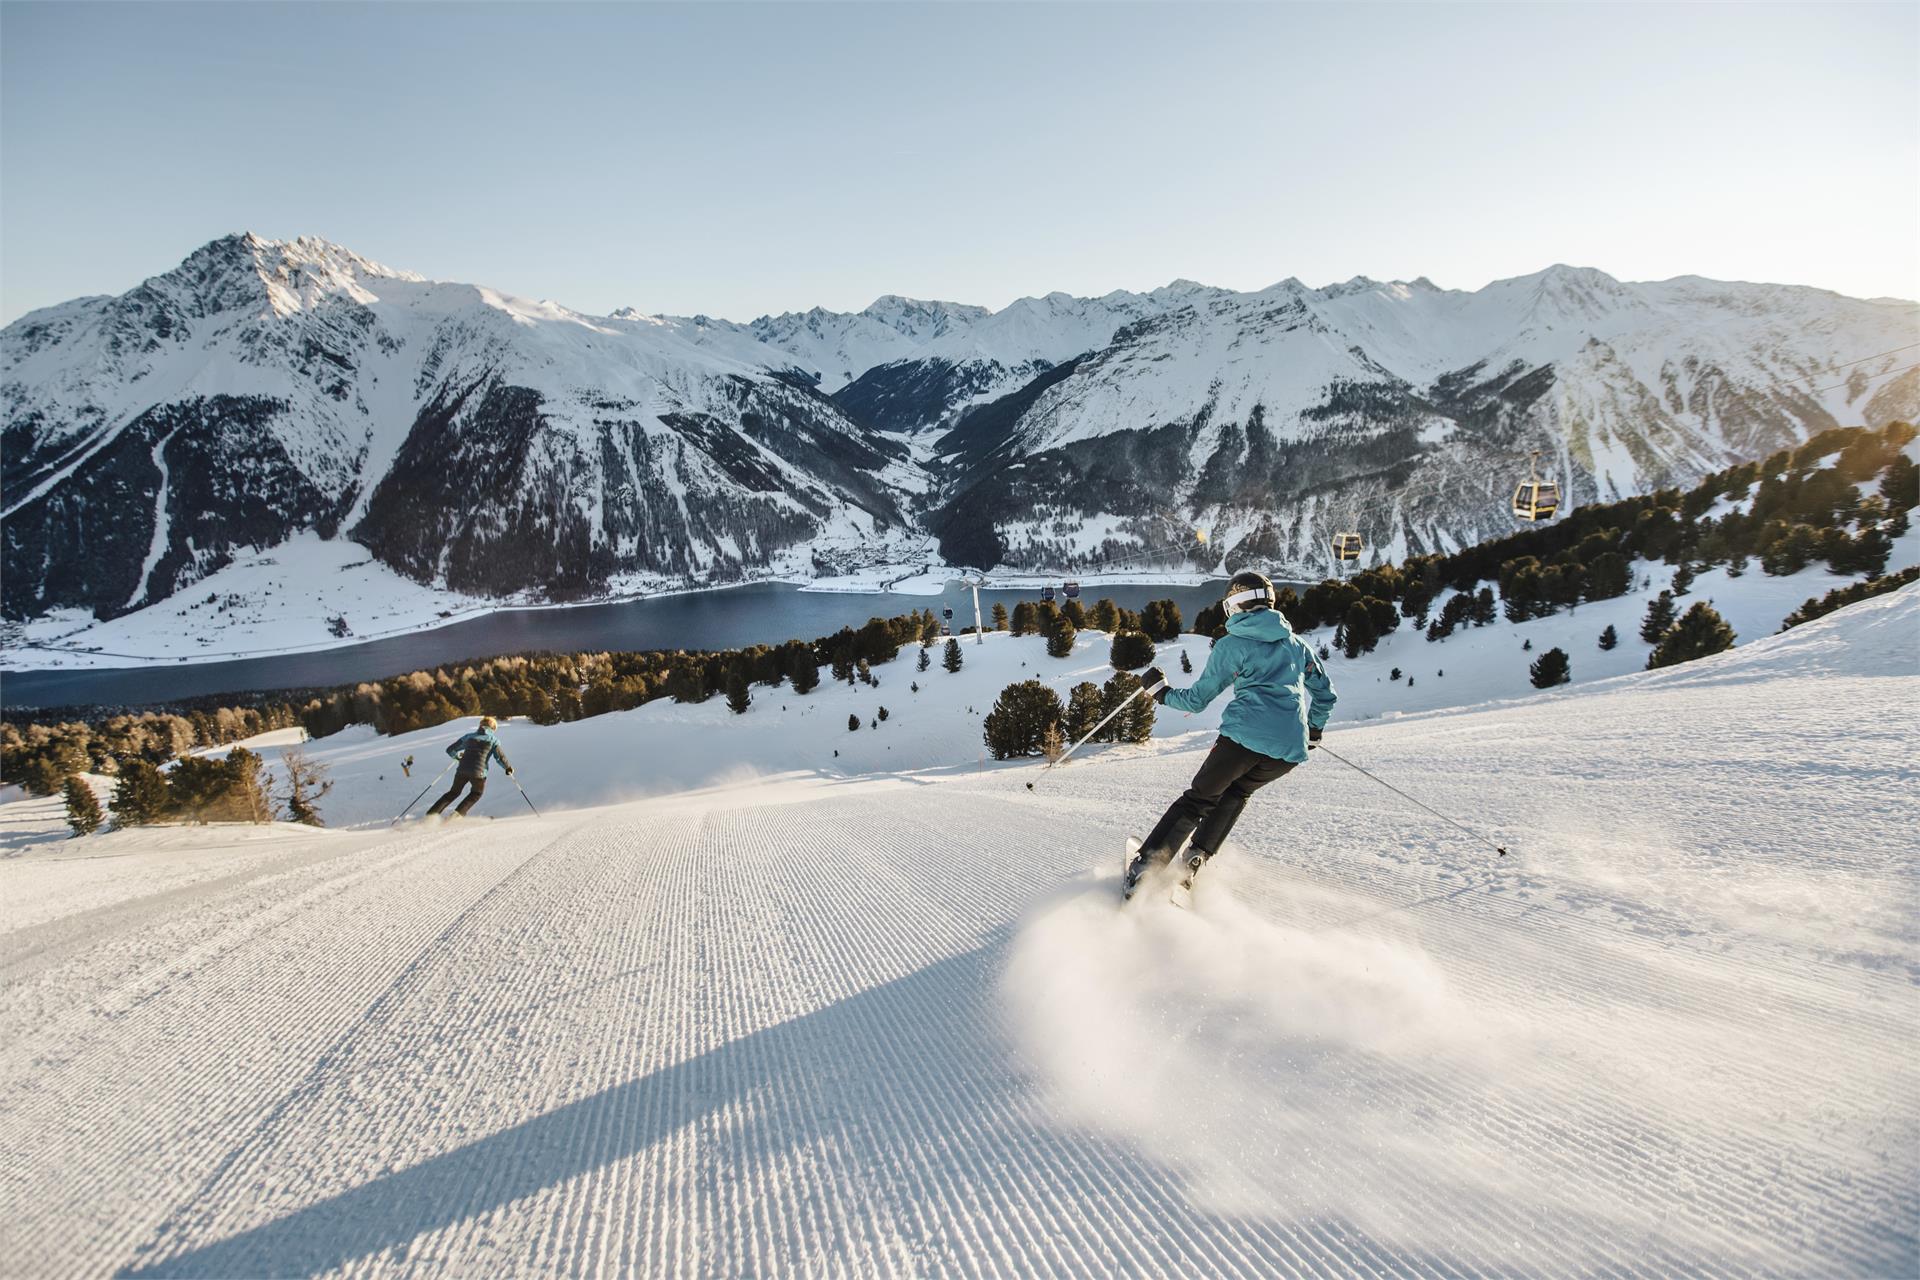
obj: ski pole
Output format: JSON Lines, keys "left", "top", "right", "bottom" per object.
{"left": 507, "top": 771, "right": 541, "bottom": 818}
{"left": 1317, "top": 744, "right": 1510, "bottom": 858}
{"left": 392, "top": 760, "right": 455, "bottom": 826}
{"left": 1026, "top": 680, "right": 1165, "bottom": 791}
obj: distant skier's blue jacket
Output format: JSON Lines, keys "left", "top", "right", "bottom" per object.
{"left": 1162, "top": 608, "right": 1337, "bottom": 763}
{"left": 446, "top": 729, "right": 511, "bottom": 777}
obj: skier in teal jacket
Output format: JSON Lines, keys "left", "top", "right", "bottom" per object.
{"left": 1126, "top": 571, "right": 1336, "bottom": 898}
{"left": 426, "top": 716, "right": 515, "bottom": 818}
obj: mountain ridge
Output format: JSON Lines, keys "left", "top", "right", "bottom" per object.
{"left": 5, "top": 233, "right": 1916, "bottom": 624}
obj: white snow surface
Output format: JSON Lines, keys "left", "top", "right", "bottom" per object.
{"left": 3, "top": 586, "right": 1916, "bottom": 1276}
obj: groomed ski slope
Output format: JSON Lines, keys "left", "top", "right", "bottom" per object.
{"left": 3, "top": 589, "right": 1917, "bottom": 1277}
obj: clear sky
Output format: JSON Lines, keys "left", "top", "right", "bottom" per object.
{"left": 2, "top": 1, "right": 1915, "bottom": 324}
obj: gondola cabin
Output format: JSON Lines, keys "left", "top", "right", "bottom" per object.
{"left": 1040, "top": 584, "right": 1056, "bottom": 604}
{"left": 1511, "top": 479, "right": 1561, "bottom": 521}
{"left": 1063, "top": 580, "right": 1080, "bottom": 599}
{"left": 1331, "top": 532, "right": 1364, "bottom": 563}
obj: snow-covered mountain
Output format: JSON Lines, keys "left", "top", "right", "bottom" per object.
{"left": 4, "top": 234, "right": 1915, "bottom": 625}
{"left": 2, "top": 234, "right": 923, "bottom": 621}
{"left": 915, "top": 269, "right": 1920, "bottom": 574}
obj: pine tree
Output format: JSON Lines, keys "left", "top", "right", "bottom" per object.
{"left": 1640, "top": 591, "right": 1678, "bottom": 644}
{"left": 1585, "top": 551, "right": 1632, "bottom": 600}
{"left": 1046, "top": 615, "right": 1077, "bottom": 658}
{"left": 877, "top": 706, "right": 889, "bottom": 722}
{"left": 1341, "top": 601, "right": 1375, "bottom": 659}
{"left": 222, "top": 748, "right": 274, "bottom": 823}
{"left": 1389, "top": 667, "right": 1402, "bottom": 682}
{"left": 281, "top": 747, "right": 333, "bottom": 826}
{"left": 111, "top": 760, "right": 171, "bottom": 827}
{"left": 1010, "top": 600, "right": 1037, "bottom": 637}
{"left": 1180, "top": 649, "right": 1193, "bottom": 674}
{"left": 917, "top": 645, "right": 931, "bottom": 672}
{"left": 983, "top": 680, "right": 1065, "bottom": 758}
{"left": 1878, "top": 453, "right": 1917, "bottom": 511}
{"left": 1598, "top": 624, "right": 1619, "bottom": 651}
{"left": 1100, "top": 671, "right": 1155, "bottom": 743}
{"left": 1647, "top": 602, "right": 1736, "bottom": 670}
{"left": 1109, "top": 630, "right": 1155, "bottom": 670}
{"left": 992, "top": 602, "right": 1009, "bottom": 631}
{"left": 1671, "top": 563, "right": 1696, "bottom": 596}
{"left": 1064, "top": 682, "right": 1103, "bottom": 743}
{"left": 1471, "top": 587, "right": 1498, "bottom": 626}
{"left": 63, "top": 776, "right": 103, "bottom": 836}
{"left": 725, "top": 669, "right": 752, "bottom": 714}
{"left": 847, "top": 714, "right": 861, "bottom": 732}
{"left": 1529, "top": 646, "right": 1571, "bottom": 688}
{"left": 943, "top": 638, "right": 964, "bottom": 672}
{"left": 790, "top": 653, "right": 821, "bottom": 695}
{"left": 1088, "top": 599, "right": 1120, "bottom": 633}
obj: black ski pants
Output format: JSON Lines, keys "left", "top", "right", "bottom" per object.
{"left": 1141, "top": 736, "right": 1296, "bottom": 865}
{"left": 427, "top": 773, "right": 487, "bottom": 817}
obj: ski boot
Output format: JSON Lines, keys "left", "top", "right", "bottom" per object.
{"left": 1122, "top": 846, "right": 1160, "bottom": 901}
{"left": 1170, "top": 850, "right": 1210, "bottom": 909}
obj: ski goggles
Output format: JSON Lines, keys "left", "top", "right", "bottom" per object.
{"left": 1222, "top": 587, "right": 1269, "bottom": 615}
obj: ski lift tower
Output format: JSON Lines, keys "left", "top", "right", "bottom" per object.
{"left": 961, "top": 572, "right": 989, "bottom": 645}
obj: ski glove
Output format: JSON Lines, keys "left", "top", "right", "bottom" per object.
{"left": 1308, "top": 725, "right": 1323, "bottom": 749}
{"left": 1141, "top": 667, "right": 1170, "bottom": 703}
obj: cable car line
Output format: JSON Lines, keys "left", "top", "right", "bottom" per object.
{"left": 1774, "top": 341, "right": 1920, "bottom": 385}
{"left": 1804, "top": 360, "right": 1920, "bottom": 397}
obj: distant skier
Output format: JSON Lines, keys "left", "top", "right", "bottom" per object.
{"left": 426, "top": 715, "right": 514, "bottom": 818}
{"left": 1125, "top": 571, "right": 1336, "bottom": 899}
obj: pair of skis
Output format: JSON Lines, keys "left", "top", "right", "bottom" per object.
{"left": 1121, "top": 838, "right": 1202, "bottom": 910}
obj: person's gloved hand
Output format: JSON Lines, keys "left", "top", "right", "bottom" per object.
{"left": 1308, "top": 725, "right": 1323, "bottom": 750}
{"left": 506, "top": 767, "right": 516, "bottom": 776}
{"left": 1141, "top": 667, "right": 1169, "bottom": 703}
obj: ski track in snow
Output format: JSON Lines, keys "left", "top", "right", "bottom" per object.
{"left": 2, "top": 598, "right": 1917, "bottom": 1276}
{"left": 127, "top": 428, "right": 178, "bottom": 612}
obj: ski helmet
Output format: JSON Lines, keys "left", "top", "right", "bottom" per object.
{"left": 1222, "top": 570, "right": 1276, "bottom": 615}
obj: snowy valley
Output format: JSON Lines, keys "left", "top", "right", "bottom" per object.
{"left": 5, "top": 233, "right": 1916, "bottom": 669}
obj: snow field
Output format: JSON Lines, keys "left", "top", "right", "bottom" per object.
{"left": 1, "top": 588, "right": 1915, "bottom": 1275}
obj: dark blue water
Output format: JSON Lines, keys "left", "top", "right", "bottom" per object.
{"left": 2, "top": 580, "right": 1233, "bottom": 710}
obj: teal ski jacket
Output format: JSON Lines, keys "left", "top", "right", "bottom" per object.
{"left": 1162, "top": 608, "right": 1337, "bottom": 763}
{"left": 446, "top": 729, "right": 512, "bottom": 777}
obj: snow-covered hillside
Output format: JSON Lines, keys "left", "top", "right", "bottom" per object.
{"left": 4, "top": 583, "right": 1913, "bottom": 1275}
{"left": 6, "top": 232, "right": 1913, "bottom": 629}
